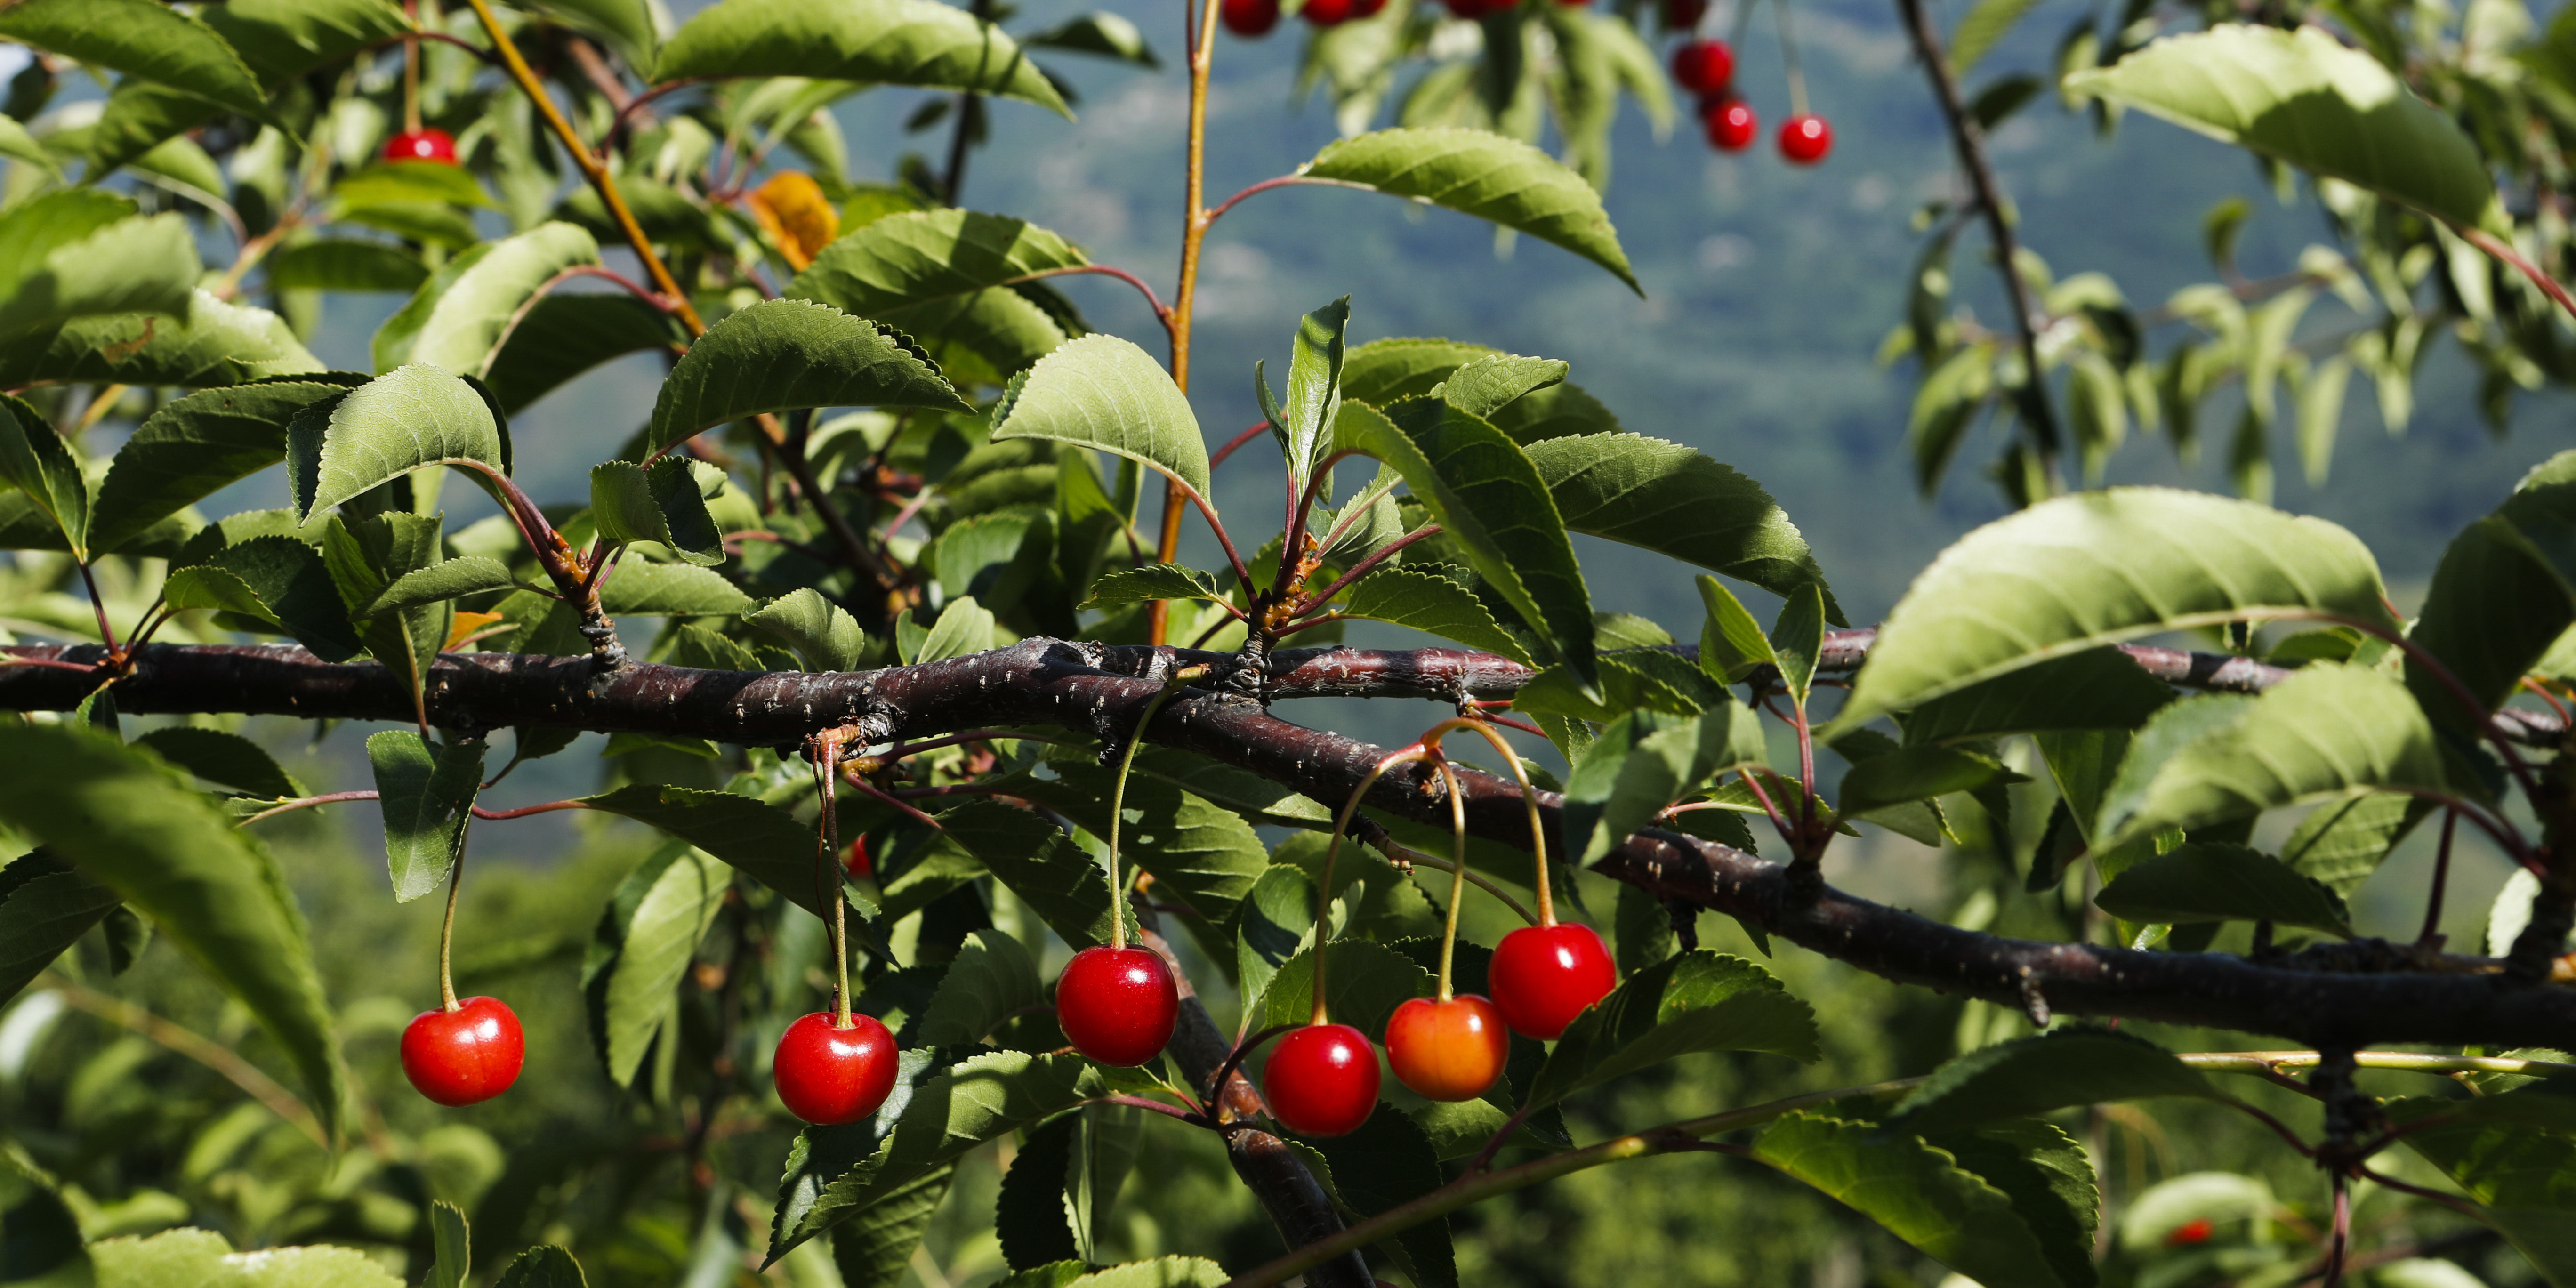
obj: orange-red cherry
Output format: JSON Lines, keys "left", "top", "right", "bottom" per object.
{"left": 1670, "top": 39, "right": 1734, "bottom": 95}
{"left": 1222, "top": 0, "right": 1280, "bottom": 36}
{"left": 1779, "top": 114, "right": 1833, "bottom": 164}
{"left": 1055, "top": 945, "right": 1179, "bottom": 1067}
{"left": 844, "top": 837, "right": 873, "bottom": 879}
{"left": 401, "top": 996, "right": 524, "bottom": 1106}
{"left": 1262, "top": 1023, "right": 1380, "bottom": 1136}
{"left": 1385, "top": 995, "right": 1508, "bottom": 1101}
{"left": 1703, "top": 97, "right": 1758, "bottom": 152}
{"left": 773, "top": 1012, "right": 898, "bottom": 1125}
{"left": 382, "top": 128, "right": 457, "bottom": 165}
{"left": 1489, "top": 924, "right": 1616, "bottom": 1039}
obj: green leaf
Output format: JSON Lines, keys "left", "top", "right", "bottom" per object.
{"left": 769, "top": 1050, "right": 1104, "bottom": 1260}
{"left": 657, "top": 0, "right": 1071, "bottom": 117}
{"left": 989, "top": 334, "right": 1210, "bottom": 499}
{"left": 916, "top": 928, "right": 1043, "bottom": 1047}
{"left": 592, "top": 459, "right": 724, "bottom": 565}
{"left": 426, "top": 1201, "right": 469, "bottom": 1288}
{"left": 1432, "top": 354, "right": 1565, "bottom": 421}
{"left": 1839, "top": 745, "right": 2025, "bottom": 817}
{"left": 2093, "top": 664, "right": 2441, "bottom": 850}
{"left": 1524, "top": 950, "right": 1817, "bottom": 1110}
{"left": 287, "top": 366, "right": 508, "bottom": 522}
{"left": 365, "top": 556, "right": 521, "bottom": 617}
{"left": 2392, "top": 1099, "right": 2576, "bottom": 1284}
{"left": 366, "top": 732, "right": 487, "bottom": 904}
{"left": 1951, "top": 0, "right": 2046, "bottom": 74}
{"left": 90, "top": 379, "right": 356, "bottom": 554}
{"left": 1300, "top": 128, "right": 1640, "bottom": 294}
{"left": 596, "top": 562, "right": 756, "bottom": 615}
{"left": 788, "top": 209, "right": 1089, "bottom": 319}
{"left": 646, "top": 298, "right": 969, "bottom": 455}
{"left": 2066, "top": 25, "right": 2501, "bottom": 229}
{"left": 1832, "top": 488, "right": 2395, "bottom": 734}
{"left": 1053, "top": 1260, "right": 1229, "bottom": 1288}
{"left": 582, "top": 841, "right": 728, "bottom": 1088}
{"left": 1769, "top": 583, "right": 1826, "bottom": 703}
{"left": 1253, "top": 939, "right": 1432, "bottom": 1041}
{"left": 0, "top": 291, "right": 324, "bottom": 391}
{"left": 0, "top": 215, "right": 199, "bottom": 342}
{"left": 1883, "top": 1029, "right": 2228, "bottom": 1136}
{"left": 1021, "top": 11, "right": 1159, "bottom": 66}
{"left": 995, "top": 1115, "right": 1083, "bottom": 1270}
{"left": 1304, "top": 1107, "right": 1456, "bottom": 1288}
{"left": 1694, "top": 576, "right": 1773, "bottom": 683}
{"left": 577, "top": 783, "right": 862, "bottom": 922}
{"left": 1561, "top": 708, "right": 1766, "bottom": 865}
{"left": 1340, "top": 564, "right": 1535, "bottom": 664}
{"left": 940, "top": 799, "right": 1131, "bottom": 949}
{"left": 1020, "top": 764, "right": 1269, "bottom": 927}
{"left": 1081, "top": 562, "right": 1226, "bottom": 610}
{"left": 1526, "top": 434, "right": 1839, "bottom": 623}
{"left": 1269, "top": 297, "right": 1351, "bottom": 498}
{"left": 0, "top": 394, "right": 88, "bottom": 558}
{"left": 333, "top": 160, "right": 498, "bottom": 211}
{"left": 1338, "top": 399, "right": 1593, "bottom": 687}
{"left": 0, "top": 724, "right": 345, "bottom": 1137}
{"left": 0, "top": 850, "right": 121, "bottom": 1004}
{"left": 0, "top": 0, "right": 269, "bottom": 118}
{"left": 485, "top": 295, "right": 685, "bottom": 416}
{"left": 911, "top": 596, "right": 996, "bottom": 663}
{"left": 1933, "top": 1120, "right": 2102, "bottom": 1288}
{"left": 163, "top": 534, "right": 364, "bottom": 661}
{"left": 493, "top": 1245, "right": 587, "bottom": 1288}
{"left": 745, "top": 587, "right": 868, "bottom": 672}
{"left": 878, "top": 287, "right": 1067, "bottom": 387}
{"left": 2093, "top": 842, "right": 2352, "bottom": 934}
{"left": 2408, "top": 457, "right": 2576, "bottom": 734}
{"left": 1752, "top": 1111, "right": 2090, "bottom": 1288}
{"left": 1234, "top": 864, "right": 1317, "bottom": 1007}
{"left": 1899, "top": 648, "right": 2177, "bottom": 746}
{"left": 131, "top": 727, "right": 302, "bottom": 799}
{"left": 522, "top": 0, "right": 660, "bottom": 75}
{"left": 89, "top": 1228, "right": 407, "bottom": 1287}
{"left": 828, "top": 1166, "right": 954, "bottom": 1288}
{"left": 372, "top": 223, "right": 595, "bottom": 376}
{"left": 2281, "top": 793, "right": 2426, "bottom": 897}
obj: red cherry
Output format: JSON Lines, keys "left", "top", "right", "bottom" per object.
{"left": 1489, "top": 924, "right": 1617, "bottom": 1039}
{"left": 773, "top": 1011, "right": 898, "bottom": 1125}
{"left": 1301, "top": 0, "right": 1352, "bottom": 25}
{"left": 382, "top": 128, "right": 458, "bottom": 166}
{"left": 1702, "top": 97, "right": 1758, "bottom": 152}
{"left": 1662, "top": 0, "right": 1707, "bottom": 29}
{"left": 844, "top": 837, "right": 872, "bottom": 879}
{"left": 400, "top": 997, "right": 524, "bottom": 1107}
{"left": 1261, "top": 1023, "right": 1381, "bottom": 1137}
{"left": 1055, "top": 945, "right": 1180, "bottom": 1067}
{"left": 1778, "top": 114, "right": 1833, "bottom": 164}
{"left": 2165, "top": 1218, "right": 2216, "bottom": 1247}
{"left": 1385, "top": 995, "right": 1508, "bottom": 1102}
{"left": 1222, "top": 0, "right": 1280, "bottom": 36}
{"left": 1669, "top": 40, "right": 1734, "bottom": 95}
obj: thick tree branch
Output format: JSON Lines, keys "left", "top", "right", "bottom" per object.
{"left": 8, "top": 638, "right": 2575, "bottom": 1051}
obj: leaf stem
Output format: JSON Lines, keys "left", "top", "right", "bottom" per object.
{"left": 1291, "top": 526, "right": 1443, "bottom": 620}
{"left": 2456, "top": 224, "right": 2576, "bottom": 325}
{"left": 1151, "top": 0, "right": 1229, "bottom": 646}
{"left": 1209, "top": 421, "right": 1273, "bottom": 471}
{"left": 1009, "top": 265, "right": 1174, "bottom": 336}
{"left": 2421, "top": 809, "right": 2458, "bottom": 947}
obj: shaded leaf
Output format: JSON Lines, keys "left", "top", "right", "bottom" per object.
{"left": 0, "top": 0, "right": 268, "bottom": 118}
{"left": 582, "top": 841, "right": 727, "bottom": 1088}
{"left": 1900, "top": 648, "right": 2176, "bottom": 746}
{"left": 131, "top": 727, "right": 302, "bottom": 799}
{"left": 0, "top": 850, "right": 121, "bottom": 1005}
{"left": 940, "top": 799, "right": 1131, "bottom": 949}
{"left": 91, "top": 378, "right": 357, "bottom": 554}
{"left": 2094, "top": 842, "right": 2352, "bottom": 934}
{"left": 1253, "top": 939, "right": 1433, "bottom": 1041}
{"left": 1526, "top": 434, "right": 1841, "bottom": 622}
{"left": 1525, "top": 950, "right": 1817, "bottom": 1110}
{"left": 1884, "top": 1029, "right": 2228, "bottom": 1136}
{"left": 367, "top": 731, "right": 487, "bottom": 903}
{"left": 646, "top": 298, "right": 969, "bottom": 455}
{"left": 373, "top": 223, "right": 594, "bottom": 376}
{"left": 0, "top": 291, "right": 322, "bottom": 391}
{"left": 745, "top": 587, "right": 868, "bottom": 671}
{"left": 1341, "top": 564, "right": 1534, "bottom": 664}
{"left": 577, "top": 783, "right": 863, "bottom": 921}
{"left": 1561, "top": 707, "right": 1765, "bottom": 865}
{"left": 1753, "top": 1111, "right": 2089, "bottom": 1288}
{"left": 916, "top": 928, "right": 1043, "bottom": 1047}
{"left": 592, "top": 459, "right": 725, "bottom": 566}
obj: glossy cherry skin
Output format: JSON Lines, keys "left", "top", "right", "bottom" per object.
{"left": 401, "top": 997, "right": 525, "bottom": 1106}
{"left": 1490, "top": 924, "right": 1617, "bottom": 1039}
{"left": 844, "top": 837, "right": 873, "bottom": 879}
{"left": 1669, "top": 39, "right": 1734, "bottom": 95}
{"left": 1701, "top": 97, "right": 1758, "bottom": 152}
{"left": 773, "top": 1012, "right": 899, "bottom": 1125}
{"left": 2165, "top": 1218, "right": 2215, "bottom": 1247}
{"left": 1301, "top": 0, "right": 1352, "bottom": 25}
{"left": 1385, "top": 995, "right": 1508, "bottom": 1102}
{"left": 1222, "top": 0, "right": 1280, "bottom": 36}
{"left": 1261, "top": 1023, "right": 1381, "bottom": 1137}
{"left": 382, "top": 128, "right": 458, "bottom": 165}
{"left": 1055, "top": 946, "right": 1180, "bottom": 1067}
{"left": 1778, "top": 114, "right": 1833, "bottom": 164}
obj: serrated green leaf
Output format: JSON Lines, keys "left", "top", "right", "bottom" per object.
{"left": 577, "top": 783, "right": 865, "bottom": 921}
{"left": 2408, "top": 456, "right": 2576, "bottom": 735}
{"left": 367, "top": 731, "right": 486, "bottom": 903}
{"left": 266, "top": 238, "right": 430, "bottom": 293}
{"left": 1934, "top": 1119, "right": 2101, "bottom": 1288}
{"left": 995, "top": 1113, "right": 1082, "bottom": 1271}
{"left": 1562, "top": 707, "right": 1766, "bottom": 865}
{"left": 582, "top": 841, "right": 727, "bottom": 1087}
{"left": 425, "top": 1201, "right": 469, "bottom": 1288}
{"left": 745, "top": 587, "right": 868, "bottom": 671}
{"left": 89, "top": 379, "right": 356, "bottom": 554}
{"left": 647, "top": 298, "right": 969, "bottom": 455}
{"left": 0, "top": 394, "right": 88, "bottom": 558}
{"left": 363, "top": 556, "right": 520, "bottom": 617}
{"left": 131, "top": 727, "right": 301, "bottom": 799}
{"left": 597, "top": 561, "right": 756, "bottom": 615}
{"left": 0, "top": 850, "right": 121, "bottom": 1005}
{"left": 485, "top": 294, "right": 686, "bottom": 416}
{"left": 1080, "top": 562, "right": 1225, "bottom": 610}
{"left": 2392, "top": 1098, "right": 2576, "bottom": 1284}
{"left": 0, "top": 0, "right": 269, "bottom": 118}
{"left": 1266, "top": 296, "right": 1351, "bottom": 498}
{"left": 1884, "top": 1029, "right": 2227, "bottom": 1135}
{"left": 163, "top": 534, "right": 363, "bottom": 661}
{"left": 2067, "top": 25, "right": 2500, "bottom": 229}
{"left": 287, "top": 365, "right": 508, "bottom": 522}
{"left": 1839, "top": 745, "right": 2025, "bottom": 817}
{"left": 1526, "top": 950, "right": 1816, "bottom": 1110}
{"left": 0, "top": 291, "right": 323, "bottom": 391}
{"left": 1832, "top": 488, "right": 2395, "bottom": 734}
{"left": 1694, "top": 575, "right": 1773, "bottom": 683}
{"left": 1431, "top": 354, "right": 1565, "bottom": 421}
{"left": 940, "top": 799, "right": 1132, "bottom": 949}
{"left": 1340, "top": 564, "right": 1534, "bottom": 663}
{"left": 1527, "top": 434, "right": 1839, "bottom": 622}
{"left": 1753, "top": 1111, "right": 2086, "bottom": 1288}
{"left": 523, "top": 0, "right": 661, "bottom": 73}
{"left": 880, "top": 286, "right": 1067, "bottom": 386}
{"left": 1235, "top": 864, "right": 1317, "bottom": 1008}
{"left": 658, "top": 0, "right": 1070, "bottom": 117}
{"left": 493, "top": 1245, "right": 587, "bottom": 1288}
{"left": 592, "top": 459, "right": 725, "bottom": 565}
{"left": 1769, "top": 582, "right": 1826, "bottom": 703}
{"left": 89, "top": 1228, "right": 408, "bottom": 1287}
{"left": 2094, "top": 665, "right": 2440, "bottom": 850}
{"left": 1899, "top": 648, "right": 2177, "bottom": 746}
{"left": 2093, "top": 842, "right": 2352, "bottom": 934}
{"left": 828, "top": 1165, "right": 954, "bottom": 1288}
{"left": 789, "top": 209, "right": 1089, "bottom": 318}
{"left": 2281, "top": 792, "right": 2426, "bottom": 897}
{"left": 0, "top": 724, "right": 346, "bottom": 1138}
{"left": 990, "top": 334, "right": 1209, "bottom": 499}
{"left": 333, "top": 160, "right": 497, "bottom": 210}
{"left": 1253, "top": 939, "right": 1431, "bottom": 1041}
{"left": 372, "top": 223, "right": 595, "bottom": 376}
{"left": 915, "top": 928, "right": 1042, "bottom": 1047}
{"left": 1300, "top": 128, "right": 1638, "bottom": 293}
{"left": 1018, "top": 764, "right": 1268, "bottom": 927}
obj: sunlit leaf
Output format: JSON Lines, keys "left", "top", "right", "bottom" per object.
{"left": 1300, "top": 128, "right": 1639, "bottom": 293}
{"left": 1525, "top": 951, "right": 1817, "bottom": 1110}
{"left": 658, "top": 0, "right": 1071, "bottom": 117}
{"left": 647, "top": 298, "right": 969, "bottom": 455}
{"left": 990, "top": 334, "right": 1209, "bottom": 498}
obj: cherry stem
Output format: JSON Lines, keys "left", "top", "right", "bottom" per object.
{"left": 1317, "top": 746, "right": 1431, "bottom": 1025}
{"left": 436, "top": 835, "right": 465, "bottom": 1013}
{"left": 1430, "top": 757, "right": 1469, "bottom": 1003}
{"left": 1776, "top": 0, "right": 1810, "bottom": 119}
{"left": 812, "top": 733, "right": 853, "bottom": 1028}
{"left": 1110, "top": 668, "right": 1208, "bottom": 950}
{"left": 1207, "top": 1023, "right": 1297, "bottom": 1113}
{"left": 1365, "top": 829, "right": 1539, "bottom": 926}
{"left": 2420, "top": 809, "right": 2458, "bottom": 947}
{"left": 1421, "top": 717, "right": 1554, "bottom": 927}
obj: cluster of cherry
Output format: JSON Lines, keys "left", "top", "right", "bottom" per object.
{"left": 1664, "top": 3, "right": 1831, "bottom": 163}
{"left": 1220, "top": 0, "right": 1608, "bottom": 39}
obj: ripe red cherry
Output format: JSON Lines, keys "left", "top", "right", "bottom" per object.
{"left": 844, "top": 837, "right": 872, "bottom": 879}
{"left": 1222, "top": 0, "right": 1280, "bottom": 36}
{"left": 1385, "top": 995, "right": 1508, "bottom": 1102}
{"left": 382, "top": 128, "right": 457, "bottom": 165}
{"left": 2165, "top": 1217, "right": 2216, "bottom": 1247}
{"left": 1301, "top": 0, "right": 1352, "bottom": 24}
{"left": 1670, "top": 40, "right": 1734, "bottom": 95}
{"left": 401, "top": 997, "right": 524, "bottom": 1107}
{"left": 1779, "top": 113, "right": 1833, "bottom": 164}
{"left": 1489, "top": 924, "right": 1617, "bottom": 1039}
{"left": 1055, "top": 945, "right": 1180, "bottom": 1067}
{"left": 1703, "top": 97, "right": 1758, "bottom": 152}
{"left": 773, "top": 1012, "right": 898, "bottom": 1125}
{"left": 1261, "top": 1023, "right": 1381, "bottom": 1136}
